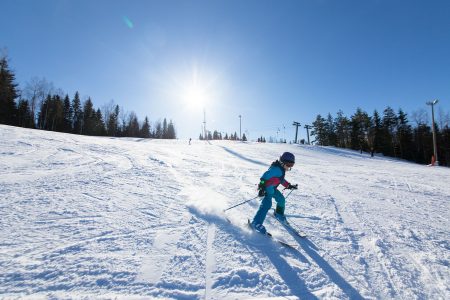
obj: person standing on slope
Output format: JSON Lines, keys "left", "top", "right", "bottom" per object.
{"left": 251, "top": 152, "right": 298, "bottom": 234}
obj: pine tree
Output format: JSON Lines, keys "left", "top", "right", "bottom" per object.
{"left": 62, "top": 95, "right": 73, "bottom": 133}
{"left": 126, "top": 112, "right": 140, "bottom": 137}
{"left": 397, "top": 109, "right": 414, "bottom": 160}
{"left": 162, "top": 118, "right": 168, "bottom": 139}
{"left": 72, "top": 92, "right": 83, "bottom": 134}
{"left": 140, "top": 116, "right": 151, "bottom": 138}
{"left": 82, "top": 98, "right": 95, "bottom": 135}
{"left": 17, "top": 99, "right": 33, "bottom": 128}
{"left": 311, "top": 114, "right": 327, "bottom": 145}
{"left": 154, "top": 120, "right": 162, "bottom": 138}
{"left": 50, "top": 94, "right": 64, "bottom": 131}
{"left": 413, "top": 123, "right": 433, "bottom": 164}
{"left": 325, "top": 113, "right": 337, "bottom": 146}
{"left": 107, "top": 105, "right": 119, "bottom": 136}
{"left": 93, "top": 109, "right": 106, "bottom": 136}
{"left": 368, "top": 110, "right": 382, "bottom": 156}
{"left": 381, "top": 107, "right": 398, "bottom": 157}
{"left": 334, "top": 110, "right": 350, "bottom": 148}
{"left": 0, "top": 56, "right": 19, "bottom": 125}
{"left": 167, "top": 120, "right": 176, "bottom": 139}
{"left": 350, "top": 108, "right": 371, "bottom": 152}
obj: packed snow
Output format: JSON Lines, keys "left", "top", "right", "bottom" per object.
{"left": 0, "top": 124, "right": 449, "bottom": 299}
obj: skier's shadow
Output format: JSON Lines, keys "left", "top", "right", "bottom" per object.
{"left": 293, "top": 236, "right": 364, "bottom": 300}
{"left": 192, "top": 210, "right": 319, "bottom": 298}
{"left": 214, "top": 215, "right": 319, "bottom": 299}
{"left": 253, "top": 241, "right": 319, "bottom": 299}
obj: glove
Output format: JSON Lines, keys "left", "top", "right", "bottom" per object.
{"left": 287, "top": 183, "right": 298, "bottom": 190}
{"left": 258, "top": 189, "right": 266, "bottom": 197}
{"left": 257, "top": 180, "right": 266, "bottom": 197}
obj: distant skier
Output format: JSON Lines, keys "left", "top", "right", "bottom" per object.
{"left": 189, "top": 138, "right": 192, "bottom": 145}
{"left": 251, "top": 152, "right": 298, "bottom": 234}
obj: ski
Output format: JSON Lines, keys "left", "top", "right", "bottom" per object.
{"left": 246, "top": 219, "right": 297, "bottom": 250}
{"left": 271, "top": 211, "right": 307, "bottom": 238}
{"left": 225, "top": 217, "right": 297, "bottom": 250}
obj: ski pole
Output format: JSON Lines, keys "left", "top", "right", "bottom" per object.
{"left": 223, "top": 196, "right": 259, "bottom": 212}
{"left": 283, "top": 189, "right": 295, "bottom": 200}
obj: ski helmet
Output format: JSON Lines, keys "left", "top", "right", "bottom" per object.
{"left": 280, "top": 152, "right": 295, "bottom": 164}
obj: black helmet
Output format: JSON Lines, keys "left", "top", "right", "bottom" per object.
{"left": 280, "top": 152, "right": 295, "bottom": 164}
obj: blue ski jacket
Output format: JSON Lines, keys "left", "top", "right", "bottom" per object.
{"left": 260, "top": 160, "right": 290, "bottom": 189}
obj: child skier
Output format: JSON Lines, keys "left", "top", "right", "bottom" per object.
{"left": 251, "top": 152, "right": 298, "bottom": 234}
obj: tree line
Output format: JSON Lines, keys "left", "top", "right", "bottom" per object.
{"left": 199, "top": 130, "right": 247, "bottom": 141}
{"left": 311, "top": 107, "right": 450, "bottom": 166}
{"left": 0, "top": 55, "right": 176, "bottom": 139}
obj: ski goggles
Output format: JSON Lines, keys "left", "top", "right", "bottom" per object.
{"left": 284, "top": 162, "right": 295, "bottom": 168}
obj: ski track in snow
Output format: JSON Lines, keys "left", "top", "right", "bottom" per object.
{"left": 295, "top": 146, "right": 449, "bottom": 299}
{"left": 204, "top": 224, "right": 217, "bottom": 300}
{"left": 0, "top": 125, "right": 449, "bottom": 299}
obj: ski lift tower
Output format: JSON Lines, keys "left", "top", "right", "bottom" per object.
{"left": 203, "top": 109, "right": 207, "bottom": 140}
{"left": 292, "top": 121, "right": 301, "bottom": 143}
{"left": 304, "top": 124, "right": 312, "bottom": 145}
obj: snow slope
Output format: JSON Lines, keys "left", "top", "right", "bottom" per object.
{"left": 0, "top": 124, "right": 449, "bottom": 299}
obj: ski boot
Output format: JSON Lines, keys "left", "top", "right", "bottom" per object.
{"left": 251, "top": 221, "right": 267, "bottom": 234}
{"left": 274, "top": 206, "right": 288, "bottom": 224}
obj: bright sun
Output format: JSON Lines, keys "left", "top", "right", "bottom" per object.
{"left": 172, "top": 63, "right": 221, "bottom": 112}
{"left": 185, "top": 84, "right": 207, "bottom": 110}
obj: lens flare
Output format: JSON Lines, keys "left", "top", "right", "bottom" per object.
{"left": 123, "top": 16, "right": 134, "bottom": 29}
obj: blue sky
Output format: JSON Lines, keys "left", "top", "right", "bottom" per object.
{"left": 1, "top": 0, "right": 449, "bottom": 140}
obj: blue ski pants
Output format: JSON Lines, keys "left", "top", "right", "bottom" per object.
{"left": 252, "top": 186, "right": 285, "bottom": 225}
